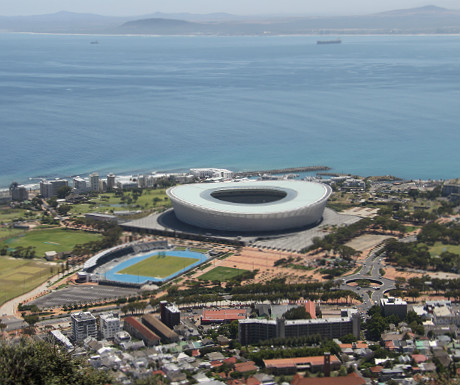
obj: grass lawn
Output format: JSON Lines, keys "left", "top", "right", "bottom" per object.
{"left": 427, "top": 242, "right": 460, "bottom": 256}
{"left": 119, "top": 254, "right": 198, "bottom": 278}
{"left": 0, "top": 228, "right": 25, "bottom": 241}
{"left": 189, "top": 247, "right": 209, "bottom": 253}
{"left": 0, "top": 206, "right": 30, "bottom": 222}
{"left": 198, "top": 266, "right": 248, "bottom": 282}
{"left": 2, "top": 228, "right": 102, "bottom": 256}
{"left": 69, "top": 189, "right": 171, "bottom": 215}
{"left": 0, "top": 256, "right": 55, "bottom": 306}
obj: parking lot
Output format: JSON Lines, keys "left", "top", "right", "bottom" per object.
{"left": 29, "top": 284, "right": 140, "bottom": 309}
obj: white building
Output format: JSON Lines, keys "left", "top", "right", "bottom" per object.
{"left": 99, "top": 312, "right": 121, "bottom": 340}
{"left": 71, "top": 311, "right": 97, "bottom": 343}
{"left": 89, "top": 173, "right": 100, "bottom": 192}
{"left": 73, "top": 176, "right": 87, "bottom": 194}
{"left": 50, "top": 330, "right": 73, "bottom": 351}
{"left": 190, "top": 168, "right": 234, "bottom": 180}
{"left": 342, "top": 178, "right": 366, "bottom": 190}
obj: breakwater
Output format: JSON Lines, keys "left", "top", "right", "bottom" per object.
{"left": 236, "top": 166, "right": 330, "bottom": 177}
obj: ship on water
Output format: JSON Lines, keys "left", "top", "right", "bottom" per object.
{"left": 317, "top": 39, "right": 341, "bottom": 45}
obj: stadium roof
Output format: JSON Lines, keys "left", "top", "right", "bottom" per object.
{"left": 167, "top": 180, "right": 329, "bottom": 215}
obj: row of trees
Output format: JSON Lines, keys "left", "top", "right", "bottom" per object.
{"left": 71, "top": 220, "right": 122, "bottom": 257}
{"left": 156, "top": 278, "right": 361, "bottom": 309}
{"left": 0, "top": 245, "right": 36, "bottom": 259}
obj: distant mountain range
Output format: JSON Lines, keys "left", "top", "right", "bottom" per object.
{"left": 0, "top": 6, "right": 458, "bottom": 35}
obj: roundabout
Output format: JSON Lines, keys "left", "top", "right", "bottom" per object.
{"left": 167, "top": 180, "right": 332, "bottom": 232}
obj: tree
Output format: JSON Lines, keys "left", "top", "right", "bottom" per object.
{"left": 56, "top": 185, "right": 72, "bottom": 199}
{"left": 57, "top": 204, "right": 72, "bottom": 216}
{"left": 0, "top": 338, "right": 112, "bottom": 385}
{"left": 283, "top": 306, "right": 312, "bottom": 320}
{"left": 340, "top": 333, "right": 358, "bottom": 343}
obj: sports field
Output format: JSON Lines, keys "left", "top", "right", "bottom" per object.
{"left": 2, "top": 228, "right": 102, "bottom": 256}
{"left": 0, "top": 256, "right": 55, "bottom": 306}
{"left": 198, "top": 266, "right": 247, "bottom": 282}
{"left": 120, "top": 254, "right": 198, "bottom": 278}
{"left": 105, "top": 250, "right": 208, "bottom": 284}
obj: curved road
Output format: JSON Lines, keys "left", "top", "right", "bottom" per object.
{"left": 337, "top": 246, "right": 396, "bottom": 312}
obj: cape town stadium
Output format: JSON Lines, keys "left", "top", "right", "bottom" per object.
{"left": 166, "top": 180, "right": 332, "bottom": 232}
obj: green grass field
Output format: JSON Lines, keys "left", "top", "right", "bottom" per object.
{"left": 2, "top": 228, "right": 102, "bottom": 256}
{"left": 119, "top": 254, "right": 199, "bottom": 278}
{"left": 427, "top": 242, "right": 460, "bottom": 256}
{"left": 198, "top": 266, "right": 248, "bottom": 282}
{"left": 0, "top": 206, "right": 31, "bottom": 222}
{"left": 0, "top": 256, "right": 55, "bottom": 306}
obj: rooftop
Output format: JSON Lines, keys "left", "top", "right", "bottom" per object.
{"left": 167, "top": 180, "right": 330, "bottom": 215}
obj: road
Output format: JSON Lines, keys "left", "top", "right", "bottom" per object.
{"left": 337, "top": 245, "right": 396, "bottom": 312}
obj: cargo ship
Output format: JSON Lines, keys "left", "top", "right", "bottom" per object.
{"left": 317, "top": 39, "right": 341, "bottom": 45}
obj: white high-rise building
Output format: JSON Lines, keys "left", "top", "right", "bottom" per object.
{"left": 99, "top": 312, "right": 120, "bottom": 340}
{"left": 89, "top": 173, "right": 100, "bottom": 192}
{"left": 73, "top": 177, "right": 87, "bottom": 194}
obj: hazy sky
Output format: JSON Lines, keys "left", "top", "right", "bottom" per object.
{"left": 1, "top": 0, "right": 459, "bottom": 17}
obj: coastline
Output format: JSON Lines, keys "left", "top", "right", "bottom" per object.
{"left": 3, "top": 31, "right": 460, "bottom": 37}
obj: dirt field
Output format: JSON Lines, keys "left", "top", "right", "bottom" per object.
{"left": 383, "top": 265, "right": 460, "bottom": 281}
{"left": 345, "top": 234, "right": 394, "bottom": 252}
{"left": 192, "top": 247, "right": 331, "bottom": 284}
{"left": 341, "top": 207, "right": 379, "bottom": 218}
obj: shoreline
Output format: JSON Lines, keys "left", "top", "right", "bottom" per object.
{"left": 3, "top": 31, "right": 460, "bottom": 38}
{"left": 0, "top": 165, "right": 333, "bottom": 191}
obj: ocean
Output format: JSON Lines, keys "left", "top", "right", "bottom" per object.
{"left": 0, "top": 33, "right": 459, "bottom": 187}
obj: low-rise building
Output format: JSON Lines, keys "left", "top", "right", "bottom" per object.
{"left": 238, "top": 315, "right": 360, "bottom": 345}
{"left": 201, "top": 309, "right": 247, "bottom": 324}
{"left": 264, "top": 355, "right": 341, "bottom": 375}
{"left": 123, "top": 317, "right": 160, "bottom": 347}
{"left": 142, "top": 314, "right": 179, "bottom": 343}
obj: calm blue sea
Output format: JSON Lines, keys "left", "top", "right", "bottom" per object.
{"left": 0, "top": 33, "right": 459, "bottom": 187}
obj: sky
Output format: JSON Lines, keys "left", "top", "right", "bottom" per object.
{"left": 1, "top": 0, "right": 459, "bottom": 17}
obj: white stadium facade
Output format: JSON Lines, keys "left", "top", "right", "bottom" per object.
{"left": 166, "top": 180, "right": 332, "bottom": 232}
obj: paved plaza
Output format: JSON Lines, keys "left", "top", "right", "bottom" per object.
{"left": 123, "top": 208, "right": 360, "bottom": 252}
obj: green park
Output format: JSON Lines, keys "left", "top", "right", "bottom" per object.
{"left": 2, "top": 228, "right": 102, "bottom": 257}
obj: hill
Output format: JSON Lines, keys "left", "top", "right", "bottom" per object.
{"left": 0, "top": 6, "right": 458, "bottom": 35}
